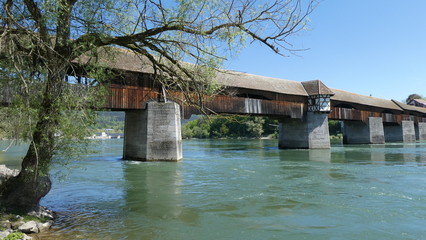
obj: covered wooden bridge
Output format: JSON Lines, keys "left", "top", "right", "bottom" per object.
{"left": 2, "top": 48, "right": 426, "bottom": 161}
{"left": 87, "top": 49, "right": 426, "bottom": 161}
{"left": 102, "top": 49, "right": 425, "bottom": 123}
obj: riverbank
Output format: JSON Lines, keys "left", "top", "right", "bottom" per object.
{"left": 0, "top": 165, "right": 55, "bottom": 240}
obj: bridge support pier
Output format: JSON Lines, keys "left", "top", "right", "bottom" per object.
{"left": 416, "top": 122, "right": 426, "bottom": 141}
{"left": 278, "top": 112, "right": 330, "bottom": 149}
{"left": 342, "top": 117, "right": 385, "bottom": 144}
{"left": 123, "top": 101, "right": 182, "bottom": 161}
{"left": 384, "top": 120, "right": 416, "bottom": 142}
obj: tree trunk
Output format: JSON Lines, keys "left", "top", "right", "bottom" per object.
{"left": 0, "top": 68, "right": 63, "bottom": 212}
{"left": 0, "top": 119, "right": 55, "bottom": 212}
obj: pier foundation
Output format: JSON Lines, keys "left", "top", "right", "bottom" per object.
{"left": 279, "top": 112, "right": 330, "bottom": 149}
{"left": 384, "top": 120, "right": 416, "bottom": 142}
{"left": 343, "top": 117, "right": 385, "bottom": 144}
{"left": 415, "top": 122, "right": 426, "bottom": 141}
{"left": 123, "top": 101, "right": 182, "bottom": 161}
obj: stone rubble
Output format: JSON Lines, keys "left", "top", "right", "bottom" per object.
{"left": 18, "top": 221, "right": 39, "bottom": 234}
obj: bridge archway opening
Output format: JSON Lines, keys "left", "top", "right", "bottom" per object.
{"left": 90, "top": 111, "right": 125, "bottom": 139}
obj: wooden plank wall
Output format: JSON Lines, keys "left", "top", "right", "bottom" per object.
{"left": 108, "top": 85, "right": 306, "bottom": 118}
{"left": 328, "top": 107, "right": 426, "bottom": 124}
{"left": 185, "top": 95, "right": 305, "bottom": 118}
{"left": 107, "top": 85, "right": 426, "bottom": 124}
{"left": 108, "top": 84, "right": 158, "bottom": 110}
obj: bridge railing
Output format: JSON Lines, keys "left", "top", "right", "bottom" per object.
{"left": 329, "top": 107, "right": 408, "bottom": 124}
{"left": 382, "top": 113, "right": 403, "bottom": 123}
{"left": 1, "top": 83, "right": 101, "bottom": 107}
{"left": 402, "top": 115, "right": 415, "bottom": 122}
{"left": 200, "top": 95, "right": 305, "bottom": 118}
{"left": 329, "top": 107, "right": 381, "bottom": 121}
{"left": 404, "top": 115, "right": 426, "bottom": 124}
{"left": 108, "top": 84, "right": 307, "bottom": 118}
{"left": 108, "top": 84, "right": 158, "bottom": 110}
{"left": 107, "top": 85, "right": 426, "bottom": 123}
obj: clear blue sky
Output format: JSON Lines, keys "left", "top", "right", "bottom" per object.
{"left": 224, "top": 0, "right": 426, "bottom": 102}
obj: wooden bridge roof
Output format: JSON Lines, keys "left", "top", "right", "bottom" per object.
{"left": 76, "top": 48, "right": 310, "bottom": 97}
{"left": 76, "top": 48, "right": 413, "bottom": 113}
{"left": 392, "top": 100, "right": 426, "bottom": 114}
{"left": 216, "top": 71, "right": 308, "bottom": 96}
{"left": 76, "top": 48, "right": 155, "bottom": 74}
{"left": 330, "top": 88, "right": 402, "bottom": 111}
{"left": 301, "top": 80, "right": 335, "bottom": 96}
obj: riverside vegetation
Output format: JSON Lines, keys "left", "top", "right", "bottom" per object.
{"left": 1, "top": 112, "right": 343, "bottom": 141}
{"left": 75, "top": 113, "right": 344, "bottom": 140}
{"left": 182, "top": 116, "right": 343, "bottom": 139}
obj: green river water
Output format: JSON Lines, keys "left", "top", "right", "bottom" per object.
{"left": 1, "top": 139, "right": 426, "bottom": 240}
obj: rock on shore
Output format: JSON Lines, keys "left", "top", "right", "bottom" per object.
{"left": 0, "top": 209, "right": 55, "bottom": 240}
{"left": 0, "top": 164, "right": 19, "bottom": 184}
{"left": 0, "top": 165, "right": 55, "bottom": 239}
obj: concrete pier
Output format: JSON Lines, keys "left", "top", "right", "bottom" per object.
{"left": 123, "top": 101, "right": 182, "bottom": 161}
{"left": 384, "top": 120, "right": 416, "bottom": 142}
{"left": 343, "top": 117, "right": 385, "bottom": 144}
{"left": 415, "top": 122, "right": 426, "bottom": 141}
{"left": 279, "top": 112, "right": 330, "bottom": 149}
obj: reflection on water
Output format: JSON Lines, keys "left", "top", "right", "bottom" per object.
{"left": 121, "top": 162, "right": 200, "bottom": 240}
{"left": 1, "top": 139, "right": 426, "bottom": 239}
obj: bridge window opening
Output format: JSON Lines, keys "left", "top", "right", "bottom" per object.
{"left": 308, "top": 94, "right": 331, "bottom": 113}
{"left": 381, "top": 110, "right": 396, "bottom": 123}
{"left": 236, "top": 93, "right": 271, "bottom": 100}
{"left": 334, "top": 103, "right": 355, "bottom": 109}
{"left": 65, "top": 75, "right": 98, "bottom": 86}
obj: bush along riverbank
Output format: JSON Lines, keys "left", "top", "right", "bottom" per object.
{"left": 182, "top": 116, "right": 343, "bottom": 140}
{"left": 0, "top": 165, "right": 55, "bottom": 240}
{"left": 182, "top": 116, "right": 279, "bottom": 139}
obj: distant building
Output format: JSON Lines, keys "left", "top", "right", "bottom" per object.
{"left": 109, "top": 133, "right": 123, "bottom": 139}
{"left": 90, "top": 132, "right": 111, "bottom": 139}
{"left": 87, "top": 132, "right": 124, "bottom": 139}
{"left": 407, "top": 98, "right": 426, "bottom": 108}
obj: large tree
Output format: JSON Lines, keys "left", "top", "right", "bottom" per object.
{"left": 405, "top": 93, "right": 423, "bottom": 104}
{"left": 0, "top": 0, "right": 317, "bottom": 211}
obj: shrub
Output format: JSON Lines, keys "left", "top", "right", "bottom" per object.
{"left": 4, "top": 232, "right": 25, "bottom": 240}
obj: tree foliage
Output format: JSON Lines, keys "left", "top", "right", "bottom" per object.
{"left": 328, "top": 120, "right": 342, "bottom": 136}
{"left": 405, "top": 93, "right": 423, "bottom": 104}
{"left": 89, "top": 111, "right": 125, "bottom": 134}
{"left": 0, "top": 0, "right": 317, "bottom": 211}
{"left": 184, "top": 117, "right": 343, "bottom": 139}
{"left": 182, "top": 115, "right": 278, "bottom": 139}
